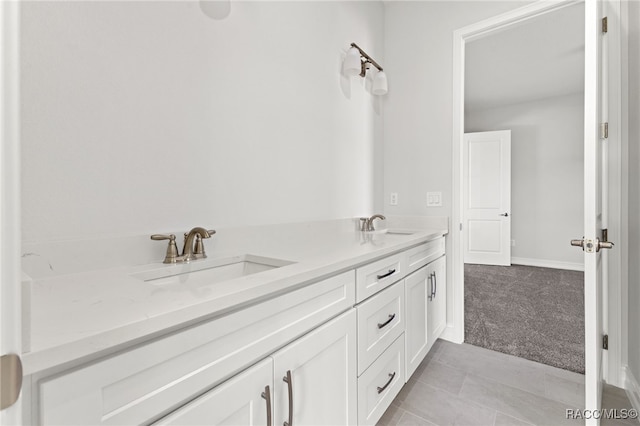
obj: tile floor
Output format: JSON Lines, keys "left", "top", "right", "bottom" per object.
{"left": 378, "top": 340, "right": 638, "bottom": 426}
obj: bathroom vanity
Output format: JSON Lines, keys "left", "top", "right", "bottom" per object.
{"left": 20, "top": 218, "right": 448, "bottom": 425}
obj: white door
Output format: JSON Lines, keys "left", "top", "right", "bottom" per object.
{"left": 273, "top": 310, "right": 357, "bottom": 426}
{"left": 463, "top": 130, "right": 511, "bottom": 266}
{"left": 581, "top": 0, "right": 608, "bottom": 423}
{"left": 0, "top": 1, "right": 23, "bottom": 424}
{"left": 155, "top": 358, "right": 273, "bottom": 426}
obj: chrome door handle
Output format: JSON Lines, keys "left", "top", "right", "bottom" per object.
{"left": 261, "top": 385, "right": 272, "bottom": 426}
{"left": 499, "top": 212, "right": 509, "bottom": 217}
{"left": 283, "top": 370, "right": 293, "bottom": 426}
{"left": 571, "top": 238, "right": 615, "bottom": 253}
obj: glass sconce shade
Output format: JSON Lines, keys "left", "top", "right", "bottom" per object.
{"left": 343, "top": 47, "right": 362, "bottom": 76}
{"left": 372, "top": 71, "right": 388, "bottom": 95}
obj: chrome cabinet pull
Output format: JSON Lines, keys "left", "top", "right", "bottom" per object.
{"left": 377, "top": 372, "right": 396, "bottom": 394}
{"left": 428, "top": 273, "right": 434, "bottom": 301}
{"left": 261, "top": 385, "right": 272, "bottom": 426}
{"left": 377, "top": 269, "right": 396, "bottom": 280}
{"left": 283, "top": 370, "right": 293, "bottom": 426}
{"left": 433, "top": 271, "right": 437, "bottom": 298}
{"left": 377, "top": 314, "right": 396, "bottom": 329}
{"left": 499, "top": 212, "right": 509, "bottom": 217}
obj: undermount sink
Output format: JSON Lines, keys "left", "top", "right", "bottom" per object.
{"left": 131, "top": 254, "right": 294, "bottom": 285}
{"left": 365, "top": 228, "right": 417, "bottom": 236}
{"left": 386, "top": 229, "right": 417, "bottom": 235}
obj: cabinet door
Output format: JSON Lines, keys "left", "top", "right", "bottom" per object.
{"left": 428, "top": 256, "right": 447, "bottom": 344}
{"left": 273, "top": 310, "right": 357, "bottom": 426}
{"left": 155, "top": 358, "right": 273, "bottom": 426}
{"left": 404, "top": 267, "right": 429, "bottom": 380}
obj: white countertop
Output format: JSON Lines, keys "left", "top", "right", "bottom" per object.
{"left": 22, "top": 217, "right": 448, "bottom": 376}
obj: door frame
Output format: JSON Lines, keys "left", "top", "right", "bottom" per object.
{"left": 0, "top": 0, "right": 22, "bottom": 424}
{"left": 448, "top": 0, "right": 626, "bottom": 389}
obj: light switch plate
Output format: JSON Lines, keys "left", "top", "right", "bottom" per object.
{"left": 427, "top": 192, "right": 442, "bottom": 207}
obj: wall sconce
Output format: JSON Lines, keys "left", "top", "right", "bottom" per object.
{"left": 343, "top": 42, "right": 388, "bottom": 95}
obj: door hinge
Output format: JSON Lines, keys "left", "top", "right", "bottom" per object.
{"left": 0, "top": 353, "right": 23, "bottom": 410}
{"left": 602, "top": 228, "right": 608, "bottom": 242}
{"left": 602, "top": 16, "right": 608, "bottom": 33}
{"left": 603, "top": 334, "right": 609, "bottom": 350}
{"left": 600, "top": 122, "right": 609, "bottom": 139}
{"left": 460, "top": 223, "right": 463, "bottom": 231}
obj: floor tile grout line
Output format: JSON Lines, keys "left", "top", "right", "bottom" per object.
{"left": 494, "top": 409, "right": 536, "bottom": 426}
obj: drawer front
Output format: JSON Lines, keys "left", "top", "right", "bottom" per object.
{"left": 405, "top": 237, "right": 445, "bottom": 276}
{"left": 357, "top": 334, "right": 405, "bottom": 426}
{"left": 39, "top": 271, "right": 356, "bottom": 426}
{"left": 356, "top": 253, "right": 405, "bottom": 303}
{"left": 356, "top": 282, "right": 405, "bottom": 376}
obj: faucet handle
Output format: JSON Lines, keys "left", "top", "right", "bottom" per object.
{"left": 150, "top": 234, "right": 179, "bottom": 264}
{"left": 151, "top": 234, "right": 176, "bottom": 241}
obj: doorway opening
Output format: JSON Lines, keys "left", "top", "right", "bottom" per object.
{"left": 461, "top": 3, "right": 586, "bottom": 373}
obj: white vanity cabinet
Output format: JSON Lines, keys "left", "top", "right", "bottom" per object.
{"left": 32, "top": 234, "right": 448, "bottom": 426}
{"left": 404, "top": 251, "right": 446, "bottom": 379}
{"left": 156, "top": 310, "right": 357, "bottom": 426}
{"left": 37, "top": 271, "right": 355, "bottom": 425}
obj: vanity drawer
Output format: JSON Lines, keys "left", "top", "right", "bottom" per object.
{"left": 405, "top": 237, "right": 445, "bottom": 275}
{"left": 39, "top": 271, "right": 355, "bottom": 426}
{"left": 356, "top": 281, "right": 404, "bottom": 375}
{"left": 357, "top": 334, "right": 405, "bottom": 426}
{"left": 356, "top": 252, "right": 405, "bottom": 303}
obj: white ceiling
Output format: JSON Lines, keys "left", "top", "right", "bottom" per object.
{"left": 465, "top": 2, "right": 585, "bottom": 112}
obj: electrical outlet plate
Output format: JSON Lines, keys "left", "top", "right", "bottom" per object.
{"left": 427, "top": 192, "right": 442, "bottom": 207}
{"left": 390, "top": 193, "right": 398, "bottom": 206}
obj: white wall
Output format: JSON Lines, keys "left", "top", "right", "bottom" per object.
{"left": 382, "top": 1, "right": 528, "bottom": 218}
{"left": 465, "top": 93, "right": 584, "bottom": 268}
{"left": 626, "top": 0, "right": 640, "bottom": 389}
{"left": 20, "top": 1, "right": 384, "bottom": 244}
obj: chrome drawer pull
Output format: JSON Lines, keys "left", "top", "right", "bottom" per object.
{"left": 377, "top": 372, "right": 396, "bottom": 394}
{"left": 261, "top": 385, "right": 272, "bottom": 426}
{"left": 283, "top": 370, "right": 293, "bottom": 426}
{"left": 377, "top": 314, "right": 396, "bottom": 329}
{"left": 377, "top": 269, "right": 396, "bottom": 280}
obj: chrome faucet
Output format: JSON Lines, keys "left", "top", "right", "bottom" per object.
{"left": 151, "top": 227, "right": 216, "bottom": 263}
{"left": 364, "top": 214, "right": 386, "bottom": 232}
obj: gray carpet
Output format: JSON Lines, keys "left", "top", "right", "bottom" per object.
{"left": 464, "top": 263, "right": 585, "bottom": 374}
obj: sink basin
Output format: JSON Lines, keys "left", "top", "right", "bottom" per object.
{"left": 364, "top": 228, "right": 417, "bottom": 236}
{"left": 131, "top": 254, "right": 294, "bottom": 285}
{"left": 386, "top": 229, "right": 417, "bottom": 235}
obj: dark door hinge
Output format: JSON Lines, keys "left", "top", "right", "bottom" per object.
{"left": 602, "top": 17, "right": 608, "bottom": 33}
{"left": 603, "top": 334, "right": 609, "bottom": 350}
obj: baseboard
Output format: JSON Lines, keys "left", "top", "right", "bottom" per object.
{"left": 439, "top": 325, "right": 463, "bottom": 344}
{"left": 624, "top": 365, "right": 640, "bottom": 413}
{"left": 510, "top": 257, "right": 584, "bottom": 272}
